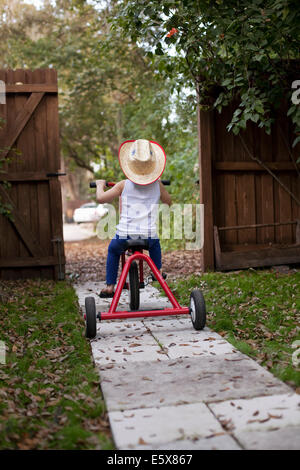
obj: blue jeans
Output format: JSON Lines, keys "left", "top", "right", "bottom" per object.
{"left": 106, "top": 234, "right": 162, "bottom": 285}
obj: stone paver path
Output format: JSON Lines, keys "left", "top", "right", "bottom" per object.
{"left": 75, "top": 281, "right": 300, "bottom": 450}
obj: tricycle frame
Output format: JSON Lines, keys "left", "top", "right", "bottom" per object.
{"left": 97, "top": 249, "right": 190, "bottom": 321}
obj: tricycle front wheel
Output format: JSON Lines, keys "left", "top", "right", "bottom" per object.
{"left": 129, "top": 261, "right": 140, "bottom": 311}
{"left": 189, "top": 289, "right": 206, "bottom": 330}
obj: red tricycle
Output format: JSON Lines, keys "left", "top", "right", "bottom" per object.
{"left": 84, "top": 180, "right": 206, "bottom": 339}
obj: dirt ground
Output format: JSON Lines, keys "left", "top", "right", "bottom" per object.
{"left": 64, "top": 236, "right": 203, "bottom": 283}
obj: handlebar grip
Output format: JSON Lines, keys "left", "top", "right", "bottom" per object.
{"left": 89, "top": 182, "right": 96, "bottom": 188}
{"left": 161, "top": 180, "right": 170, "bottom": 185}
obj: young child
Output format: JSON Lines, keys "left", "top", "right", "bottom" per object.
{"left": 96, "top": 139, "right": 171, "bottom": 297}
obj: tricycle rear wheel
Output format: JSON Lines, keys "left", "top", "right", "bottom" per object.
{"left": 85, "top": 296, "right": 97, "bottom": 338}
{"left": 189, "top": 289, "right": 206, "bottom": 330}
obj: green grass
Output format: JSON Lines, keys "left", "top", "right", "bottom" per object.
{"left": 0, "top": 280, "right": 114, "bottom": 450}
{"left": 167, "top": 269, "right": 300, "bottom": 388}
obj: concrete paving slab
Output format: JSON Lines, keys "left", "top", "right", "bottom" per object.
{"left": 91, "top": 321, "right": 168, "bottom": 366}
{"left": 235, "top": 426, "right": 300, "bottom": 450}
{"left": 145, "top": 319, "right": 238, "bottom": 358}
{"left": 91, "top": 338, "right": 168, "bottom": 366}
{"left": 109, "top": 402, "right": 225, "bottom": 449}
{"left": 209, "top": 393, "right": 300, "bottom": 433}
{"left": 93, "top": 319, "right": 147, "bottom": 338}
{"left": 135, "top": 434, "right": 241, "bottom": 450}
{"left": 99, "top": 356, "right": 291, "bottom": 411}
{"left": 143, "top": 317, "right": 192, "bottom": 328}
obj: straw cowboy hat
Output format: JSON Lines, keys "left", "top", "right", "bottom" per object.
{"left": 118, "top": 139, "right": 166, "bottom": 185}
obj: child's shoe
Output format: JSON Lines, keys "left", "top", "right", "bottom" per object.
{"left": 99, "top": 286, "right": 115, "bottom": 298}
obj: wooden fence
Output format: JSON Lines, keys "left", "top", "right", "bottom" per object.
{"left": 0, "top": 69, "right": 65, "bottom": 280}
{"left": 198, "top": 101, "right": 300, "bottom": 271}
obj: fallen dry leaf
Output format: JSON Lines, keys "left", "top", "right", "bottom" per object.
{"left": 138, "top": 437, "right": 148, "bottom": 445}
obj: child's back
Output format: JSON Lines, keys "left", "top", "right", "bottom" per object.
{"left": 117, "top": 179, "right": 160, "bottom": 239}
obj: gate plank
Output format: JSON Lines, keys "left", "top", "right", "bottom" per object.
{"left": 2, "top": 70, "right": 21, "bottom": 272}
{"left": 236, "top": 173, "right": 256, "bottom": 245}
{"left": 0, "top": 69, "right": 8, "bottom": 278}
{"left": 34, "top": 69, "right": 51, "bottom": 256}
{"left": 45, "top": 69, "right": 60, "bottom": 170}
{"left": 213, "top": 161, "right": 295, "bottom": 171}
{"left": 0, "top": 256, "right": 58, "bottom": 268}
{"left": 258, "top": 174, "right": 275, "bottom": 244}
{"left": 219, "top": 245, "right": 300, "bottom": 270}
{"left": 45, "top": 69, "right": 65, "bottom": 279}
{"left": 33, "top": 69, "right": 52, "bottom": 279}
{"left": 0, "top": 92, "right": 44, "bottom": 159}
{"left": 259, "top": 124, "right": 275, "bottom": 244}
{"left": 5, "top": 84, "right": 57, "bottom": 93}
{"left": 14, "top": 69, "right": 31, "bottom": 269}
{"left": 223, "top": 173, "right": 237, "bottom": 245}
{"left": 0, "top": 184, "right": 44, "bottom": 257}
{"left": 291, "top": 174, "right": 300, "bottom": 243}
{"left": 277, "top": 174, "right": 293, "bottom": 243}
{"left": 25, "top": 69, "right": 41, "bottom": 277}
{"left": 49, "top": 178, "right": 65, "bottom": 279}
{"left": 0, "top": 171, "right": 49, "bottom": 181}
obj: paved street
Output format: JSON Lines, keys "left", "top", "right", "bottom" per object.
{"left": 63, "top": 223, "right": 96, "bottom": 242}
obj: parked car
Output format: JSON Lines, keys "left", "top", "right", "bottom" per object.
{"left": 73, "top": 202, "right": 108, "bottom": 223}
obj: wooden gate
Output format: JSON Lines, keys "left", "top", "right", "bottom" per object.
{"left": 198, "top": 102, "right": 300, "bottom": 271}
{"left": 0, "top": 69, "right": 65, "bottom": 280}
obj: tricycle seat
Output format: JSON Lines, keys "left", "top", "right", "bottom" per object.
{"left": 124, "top": 239, "right": 149, "bottom": 251}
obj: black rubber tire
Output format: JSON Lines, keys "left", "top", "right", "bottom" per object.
{"left": 129, "top": 261, "right": 140, "bottom": 311}
{"left": 85, "top": 296, "right": 97, "bottom": 339}
{"left": 189, "top": 289, "right": 206, "bottom": 330}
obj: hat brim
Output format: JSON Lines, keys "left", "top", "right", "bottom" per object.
{"left": 118, "top": 140, "right": 166, "bottom": 185}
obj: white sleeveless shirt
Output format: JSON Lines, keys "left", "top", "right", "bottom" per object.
{"left": 116, "top": 179, "right": 160, "bottom": 238}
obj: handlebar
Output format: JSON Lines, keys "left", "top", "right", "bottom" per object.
{"left": 89, "top": 182, "right": 111, "bottom": 188}
{"left": 89, "top": 180, "right": 170, "bottom": 188}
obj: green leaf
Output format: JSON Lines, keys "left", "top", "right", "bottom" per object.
{"left": 287, "top": 106, "right": 296, "bottom": 117}
{"left": 155, "top": 44, "right": 164, "bottom": 55}
{"left": 251, "top": 113, "right": 260, "bottom": 123}
{"left": 292, "top": 136, "right": 300, "bottom": 148}
{"left": 222, "top": 78, "right": 232, "bottom": 87}
{"left": 255, "top": 102, "right": 264, "bottom": 114}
